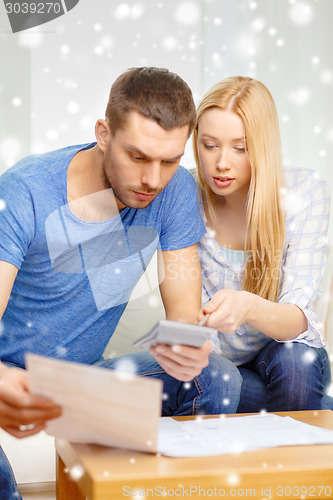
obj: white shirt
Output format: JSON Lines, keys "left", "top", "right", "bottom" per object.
{"left": 197, "top": 168, "right": 330, "bottom": 365}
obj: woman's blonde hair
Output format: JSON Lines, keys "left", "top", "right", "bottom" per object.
{"left": 193, "top": 76, "right": 285, "bottom": 302}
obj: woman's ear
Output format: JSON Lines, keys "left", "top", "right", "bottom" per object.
{"left": 95, "top": 119, "right": 110, "bottom": 153}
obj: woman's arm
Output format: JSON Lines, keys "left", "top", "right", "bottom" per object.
{"left": 200, "top": 289, "right": 307, "bottom": 340}
{"left": 200, "top": 170, "right": 330, "bottom": 343}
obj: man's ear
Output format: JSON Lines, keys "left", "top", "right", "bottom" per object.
{"left": 95, "top": 119, "right": 110, "bottom": 153}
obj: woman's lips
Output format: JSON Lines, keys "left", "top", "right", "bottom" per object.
{"left": 213, "top": 177, "right": 234, "bottom": 188}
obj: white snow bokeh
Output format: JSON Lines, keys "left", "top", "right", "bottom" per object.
{"left": 288, "top": 87, "right": 311, "bottom": 106}
{"left": 174, "top": 2, "right": 200, "bottom": 25}
{"left": 289, "top": 1, "right": 314, "bottom": 26}
{"left": 0, "top": 137, "right": 22, "bottom": 167}
{"left": 69, "top": 464, "right": 85, "bottom": 481}
{"left": 114, "top": 3, "right": 145, "bottom": 20}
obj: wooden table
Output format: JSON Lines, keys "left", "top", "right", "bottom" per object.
{"left": 56, "top": 410, "right": 333, "bottom": 500}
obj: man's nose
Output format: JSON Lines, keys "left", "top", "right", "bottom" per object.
{"left": 141, "top": 162, "right": 161, "bottom": 190}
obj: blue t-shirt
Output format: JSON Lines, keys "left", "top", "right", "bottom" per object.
{"left": 0, "top": 143, "right": 205, "bottom": 367}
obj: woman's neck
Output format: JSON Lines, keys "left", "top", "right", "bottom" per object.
{"left": 206, "top": 193, "right": 248, "bottom": 250}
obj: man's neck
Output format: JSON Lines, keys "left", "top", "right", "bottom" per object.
{"left": 66, "top": 146, "right": 119, "bottom": 222}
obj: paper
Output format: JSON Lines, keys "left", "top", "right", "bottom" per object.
{"left": 26, "top": 353, "right": 162, "bottom": 453}
{"left": 158, "top": 414, "right": 333, "bottom": 457}
{"left": 27, "top": 354, "right": 333, "bottom": 458}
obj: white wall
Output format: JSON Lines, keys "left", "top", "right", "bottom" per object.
{"left": 0, "top": 0, "right": 332, "bottom": 236}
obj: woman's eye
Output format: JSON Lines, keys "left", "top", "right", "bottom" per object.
{"left": 204, "top": 144, "right": 217, "bottom": 150}
{"left": 234, "top": 147, "right": 245, "bottom": 153}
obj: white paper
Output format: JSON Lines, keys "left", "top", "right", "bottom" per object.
{"left": 158, "top": 414, "right": 333, "bottom": 457}
{"left": 27, "top": 354, "right": 333, "bottom": 458}
{"left": 26, "top": 353, "right": 162, "bottom": 453}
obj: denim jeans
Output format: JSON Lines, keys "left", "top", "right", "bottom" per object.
{"left": 95, "top": 350, "right": 242, "bottom": 415}
{"left": 237, "top": 340, "right": 333, "bottom": 412}
{"left": 0, "top": 351, "right": 241, "bottom": 499}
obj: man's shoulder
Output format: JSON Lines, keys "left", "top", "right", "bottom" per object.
{"left": 2, "top": 143, "right": 94, "bottom": 181}
{"left": 165, "top": 165, "right": 196, "bottom": 193}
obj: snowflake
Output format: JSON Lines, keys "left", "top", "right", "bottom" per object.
{"left": 69, "top": 464, "right": 84, "bottom": 480}
{"left": 303, "top": 350, "right": 316, "bottom": 364}
{"left": 68, "top": 101, "right": 80, "bottom": 114}
{"left": 289, "top": 2, "right": 314, "bottom": 26}
{"left": 319, "top": 70, "right": 333, "bottom": 85}
{"left": 60, "top": 45, "right": 70, "bottom": 55}
{"left": 163, "top": 36, "right": 178, "bottom": 51}
{"left": 227, "top": 473, "right": 240, "bottom": 486}
{"left": 114, "top": 3, "right": 131, "bottom": 20}
{"left": 18, "top": 32, "right": 43, "bottom": 48}
{"left": 46, "top": 129, "right": 59, "bottom": 141}
{"left": 251, "top": 17, "right": 266, "bottom": 33}
{"left": 12, "top": 97, "right": 22, "bottom": 107}
{"left": 56, "top": 346, "right": 68, "bottom": 357}
{"left": 175, "top": 2, "right": 200, "bottom": 26}
{"left": 113, "top": 358, "right": 137, "bottom": 378}
{"left": 288, "top": 87, "right": 310, "bottom": 106}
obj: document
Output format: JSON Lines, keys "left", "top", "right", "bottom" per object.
{"left": 27, "top": 354, "right": 333, "bottom": 457}
{"left": 158, "top": 414, "right": 333, "bottom": 457}
{"left": 26, "top": 353, "right": 162, "bottom": 453}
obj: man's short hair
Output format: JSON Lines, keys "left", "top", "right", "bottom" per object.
{"left": 105, "top": 67, "right": 196, "bottom": 137}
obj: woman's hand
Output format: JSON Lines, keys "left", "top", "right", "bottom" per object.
{"left": 199, "top": 289, "right": 252, "bottom": 334}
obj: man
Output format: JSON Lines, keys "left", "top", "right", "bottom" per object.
{"left": 0, "top": 67, "right": 241, "bottom": 496}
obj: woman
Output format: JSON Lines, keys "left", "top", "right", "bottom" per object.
{"left": 193, "top": 76, "right": 332, "bottom": 411}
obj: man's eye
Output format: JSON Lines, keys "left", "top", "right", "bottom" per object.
{"left": 163, "top": 160, "right": 178, "bottom": 165}
{"left": 131, "top": 154, "right": 145, "bottom": 161}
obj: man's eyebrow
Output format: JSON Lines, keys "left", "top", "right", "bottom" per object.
{"left": 125, "top": 144, "right": 184, "bottom": 161}
{"left": 124, "top": 144, "right": 147, "bottom": 156}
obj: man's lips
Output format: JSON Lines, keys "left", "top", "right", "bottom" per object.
{"left": 213, "top": 176, "right": 234, "bottom": 187}
{"left": 133, "top": 190, "right": 156, "bottom": 201}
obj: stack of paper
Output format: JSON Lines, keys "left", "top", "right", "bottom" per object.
{"left": 158, "top": 414, "right": 333, "bottom": 457}
{"left": 27, "top": 354, "right": 333, "bottom": 457}
{"left": 27, "top": 353, "right": 162, "bottom": 453}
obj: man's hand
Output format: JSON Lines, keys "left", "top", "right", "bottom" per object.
{"left": 0, "top": 365, "right": 62, "bottom": 438}
{"left": 149, "top": 339, "right": 212, "bottom": 382}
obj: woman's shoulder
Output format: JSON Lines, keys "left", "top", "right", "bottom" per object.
{"left": 284, "top": 167, "right": 329, "bottom": 193}
{"left": 283, "top": 167, "right": 330, "bottom": 203}
{"left": 282, "top": 168, "right": 330, "bottom": 222}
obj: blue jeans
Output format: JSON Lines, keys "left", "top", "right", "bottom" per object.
{"left": 0, "top": 351, "right": 241, "bottom": 498}
{"left": 95, "top": 351, "right": 242, "bottom": 415}
{"left": 237, "top": 341, "right": 333, "bottom": 412}
{"left": 0, "top": 448, "right": 22, "bottom": 500}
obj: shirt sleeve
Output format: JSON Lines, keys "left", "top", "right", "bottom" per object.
{"left": 278, "top": 170, "right": 330, "bottom": 347}
{"left": 0, "top": 171, "right": 35, "bottom": 269}
{"left": 159, "top": 167, "right": 206, "bottom": 251}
